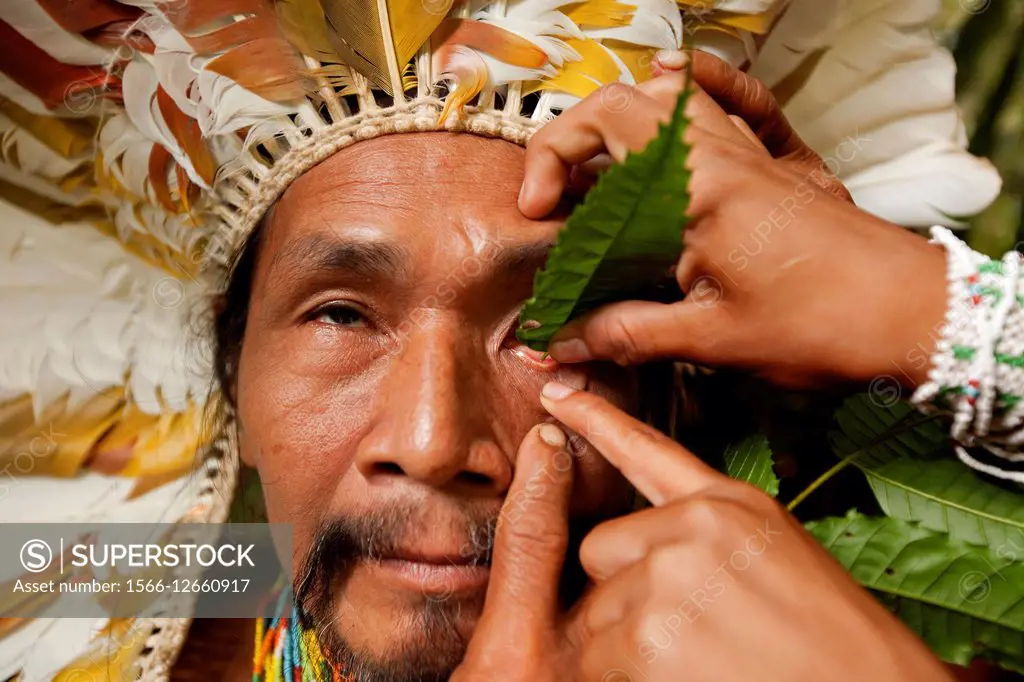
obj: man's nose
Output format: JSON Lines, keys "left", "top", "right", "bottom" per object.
{"left": 353, "top": 320, "right": 512, "bottom": 494}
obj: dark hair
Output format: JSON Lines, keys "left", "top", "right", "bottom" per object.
{"left": 212, "top": 219, "right": 266, "bottom": 411}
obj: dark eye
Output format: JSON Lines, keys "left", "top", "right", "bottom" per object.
{"left": 313, "top": 303, "right": 368, "bottom": 328}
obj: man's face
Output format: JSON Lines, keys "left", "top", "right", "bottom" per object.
{"left": 235, "top": 133, "right": 638, "bottom": 679}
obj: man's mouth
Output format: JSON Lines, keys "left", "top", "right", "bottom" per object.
{"left": 368, "top": 548, "right": 491, "bottom": 596}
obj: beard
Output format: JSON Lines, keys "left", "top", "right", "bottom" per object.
{"left": 294, "top": 502, "right": 495, "bottom": 682}
{"left": 293, "top": 501, "right": 597, "bottom": 682}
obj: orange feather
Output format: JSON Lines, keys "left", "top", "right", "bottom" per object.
{"left": 159, "top": 0, "right": 274, "bottom": 36}
{"left": 147, "top": 145, "right": 177, "bottom": 213}
{"left": 185, "top": 13, "right": 278, "bottom": 53}
{"left": 0, "top": 20, "right": 117, "bottom": 110}
{"left": 34, "top": 0, "right": 141, "bottom": 36}
{"left": 433, "top": 43, "right": 488, "bottom": 126}
{"left": 206, "top": 38, "right": 310, "bottom": 102}
{"left": 434, "top": 18, "right": 548, "bottom": 69}
{"left": 156, "top": 86, "right": 216, "bottom": 186}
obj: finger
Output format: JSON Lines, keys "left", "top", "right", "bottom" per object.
{"left": 577, "top": 619, "right": 646, "bottom": 682}
{"left": 547, "top": 299, "right": 725, "bottom": 367}
{"left": 520, "top": 88, "right": 669, "bottom": 219}
{"left": 579, "top": 506, "right": 689, "bottom": 581}
{"left": 581, "top": 556, "right": 650, "bottom": 635}
{"left": 539, "top": 384, "right": 720, "bottom": 504}
{"left": 729, "top": 115, "right": 769, "bottom": 155}
{"left": 636, "top": 72, "right": 762, "bottom": 152}
{"left": 562, "top": 581, "right": 599, "bottom": 652}
{"left": 688, "top": 50, "right": 807, "bottom": 160}
{"left": 651, "top": 48, "right": 689, "bottom": 77}
{"left": 480, "top": 422, "right": 574, "bottom": 634}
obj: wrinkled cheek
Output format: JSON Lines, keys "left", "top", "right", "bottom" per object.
{"left": 236, "top": 346, "right": 382, "bottom": 529}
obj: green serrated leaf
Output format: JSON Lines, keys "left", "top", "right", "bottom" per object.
{"left": 831, "top": 394, "right": 1024, "bottom": 553}
{"left": 723, "top": 434, "right": 779, "bottom": 497}
{"left": 898, "top": 601, "right": 1024, "bottom": 674}
{"left": 808, "top": 511, "right": 1024, "bottom": 671}
{"left": 515, "top": 84, "right": 693, "bottom": 350}
{"left": 830, "top": 394, "right": 948, "bottom": 467}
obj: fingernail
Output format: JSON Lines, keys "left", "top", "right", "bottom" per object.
{"left": 654, "top": 50, "right": 689, "bottom": 71}
{"left": 539, "top": 423, "right": 567, "bottom": 448}
{"left": 519, "top": 176, "right": 536, "bottom": 210}
{"left": 549, "top": 338, "right": 592, "bottom": 363}
{"left": 542, "top": 381, "right": 577, "bottom": 401}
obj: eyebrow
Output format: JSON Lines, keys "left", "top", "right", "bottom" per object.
{"left": 490, "top": 240, "right": 555, "bottom": 282}
{"left": 270, "top": 234, "right": 410, "bottom": 282}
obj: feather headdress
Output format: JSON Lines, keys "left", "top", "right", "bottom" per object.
{"left": 0, "top": 0, "right": 1003, "bottom": 678}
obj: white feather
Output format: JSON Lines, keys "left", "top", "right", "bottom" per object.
{"left": 121, "top": 58, "right": 211, "bottom": 189}
{"left": 0, "top": 617, "right": 110, "bottom": 682}
{"left": 701, "top": 0, "right": 781, "bottom": 12}
{"left": 507, "top": 0, "right": 584, "bottom": 18}
{"left": 0, "top": 1, "right": 113, "bottom": 66}
{"left": 582, "top": 0, "right": 682, "bottom": 50}
{"left": 0, "top": 203, "right": 212, "bottom": 416}
{"left": 690, "top": 28, "right": 750, "bottom": 68}
{"left": 148, "top": 25, "right": 203, "bottom": 119}
{"left": 18, "top": 618, "right": 110, "bottom": 682}
{"left": 194, "top": 69, "right": 296, "bottom": 136}
{"left": 783, "top": 26, "right": 936, "bottom": 125}
{"left": 750, "top": 0, "right": 1001, "bottom": 226}
{"left": 0, "top": 73, "right": 51, "bottom": 116}
{"left": 473, "top": 13, "right": 580, "bottom": 68}
{"left": 846, "top": 143, "right": 1003, "bottom": 227}
{"left": 795, "top": 48, "right": 957, "bottom": 155}
{"left": 0, "top": 114, "right": 89, "bottom": 182}
{"left": 0, "top": 160, "right": 90, "bottom": 206}
{"left": 748, "top": 0, "right": 842, "bottom": 88}
{"left": 100, "top": 113, "right": 156, "bottom": 199}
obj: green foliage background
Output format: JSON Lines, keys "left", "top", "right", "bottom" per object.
{"left": 939, "top": 0, "right": 1024, "bottom": 257}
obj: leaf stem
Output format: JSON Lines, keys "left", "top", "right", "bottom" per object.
{"left": 786, "top": 411, "right": 945, "bottom": 513}
{"left": 787, "top": 458, "right": 854, "bottom": 512}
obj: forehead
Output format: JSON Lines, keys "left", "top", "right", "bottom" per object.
{"left": 260, "top": 133, "right": 560, "bottom": 269}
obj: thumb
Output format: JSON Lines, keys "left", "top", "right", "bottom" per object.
{"left": 477, "top": 422, "right": 574, "bottom": 637}
{"left": 547, "top": 299, "right": 723, "bottom": 366}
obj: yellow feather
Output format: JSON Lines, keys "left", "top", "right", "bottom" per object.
{"left": 540, "top": 38, "right": 621, "bottom": 98}
{"left": 0, "top": 391, "right": 206, "bottom": 481}
{"left": 564, "top": 0, "right": 636, "bottom": 28}
{"left": 0, "top": 178, "right": 107, "bottom": 224}
{"left": 0, "top": 97, "right": 96, "bottom": 160}
{"left": 676, "top": 0, "right": 782, "bottom": 35}
{"left": 319, "top": 0, "right": 453, "bottom": 96}
{"left": 55, "top": 164, "right": 94, "bottom": 194}
{"left": 92, "top": 402, "right": 207, "bottom": 479}
{"left": 434, "top": 45, "right": 487, "bottom": 126}
{"left": 691, "top": 22, "right": 741, "bottom": 38}
{"left": 0, "top": 397, "right": 36, "bottom": 446}
{"left": 0, "top": 391, "right": 123, "bottom": 478}
{"left": 277, "top": 0, "right": 340, "bottom": 63}
{"left": 605, "top": 40, "right": 658, "bottom": 83}
{"left": 53, "top": 619, "right": 148, "bottom": 682}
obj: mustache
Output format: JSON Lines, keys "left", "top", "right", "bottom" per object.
{"left": 294, "top": 501, "right": 498, "bottom": 622}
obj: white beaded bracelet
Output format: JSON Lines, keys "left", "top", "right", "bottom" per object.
{"left": 912, "top": 227, "right": 1024, "bottom": 448}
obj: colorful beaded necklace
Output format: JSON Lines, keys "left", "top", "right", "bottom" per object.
{"left": 252, "top": 591, "right": 348, "bottom": 682}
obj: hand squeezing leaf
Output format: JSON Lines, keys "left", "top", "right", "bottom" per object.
{"left": 516, "top": 80, "right": 694, "bottom": 351}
